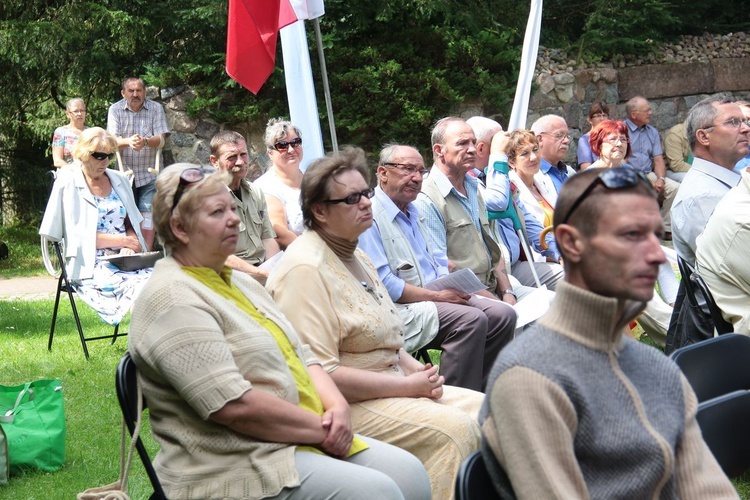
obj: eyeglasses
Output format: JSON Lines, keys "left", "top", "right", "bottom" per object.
{"left": 591, "top": 113, "right": 609, "bottom": 119}
{"left": 324, "top": 187, "right": 375, "bottom": 205}
{"left": 540, "top": 132, "right": 571, "bottom": 141}
{"left": 705, "top": 117, "right": 750, "bottom": 130}
{"left": 272, "top": 137, "right": 303, "bottom": 152}
{"left": 91, "top": 151, "right": 115, "bottom": 161}
{"left": 383, "top": 162, "right": 428, "bottom": 177}
{"left": 603, "top": 136, "right": 629, "bottom": 145}
{"left": 561, "top": 168, "right": 653, "bottom": 224}
{"left": 171, "top": 168, "right": 206, "bottom": 213}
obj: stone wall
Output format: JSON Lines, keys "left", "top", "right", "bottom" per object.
{"left": 150, "top": 32, "right": 750, "bottom": 168}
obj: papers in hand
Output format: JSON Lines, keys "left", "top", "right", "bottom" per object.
{"left": 424, "top": 268, "right": 488, "bottom": 294}
{"left": 475, "top": 285, "right": 555, "bottom": 329}
{"left": 259, "top": 250, "right": 284, "bottom": 273}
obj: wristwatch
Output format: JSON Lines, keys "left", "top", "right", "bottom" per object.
{"left": 501, "top": 289, "right": 517, "bottom": 298}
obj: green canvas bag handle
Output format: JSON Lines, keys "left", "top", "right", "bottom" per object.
{"left": 0, "top": 383, "right": 33, "bottom": 424}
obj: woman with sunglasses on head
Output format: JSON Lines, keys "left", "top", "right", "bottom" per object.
{"left": 128, "top": 164, "right": 430, "bottom": 500}
{"left": 254, "top": 118, "right": 306, "bottom": 249}
{"left": 51, "top": 97, "right": 88, "bottom": 168}
{"left": 40, "top": 127, "right": 151, "bottom": 325}
{"left": 588, "top": 120, "right": 680, "bottom": 346}
{"left": 267, "top": 147, "right": 484, "bottom": 500}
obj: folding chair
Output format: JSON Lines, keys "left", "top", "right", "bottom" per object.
{"left": 115, "top": 352, "right": 166, "bottom": 500}
{"left": 695, "top": 390, "right": 750, "bottom": 478}
{"left": 670, "top": 334, "right": 750, "bottom": 404}
{"left": 455, "top": 450, "right": 501, "bottom": 500}
{"left": 47, "top": 240, "right": 126, "bottom": 360}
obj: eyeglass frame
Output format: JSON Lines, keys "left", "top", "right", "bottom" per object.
{"left": 702, "top": 117, "right": 750, "bottom": 131}
{"left": 539, "top": 131, "right": 572, "bottom": 141}
{"left": 272, "top": 137, "right": 303, "bottom": 152}
{"left": 382, "top": 162, "right": 428, "bottom": 177}
{"left": 171, "top": 168, "right": 206, "bottom": 213}
{"left": 324, "top": 187, "right": 375, "bottom": 205}
{"left": 603, "top": 135, "right": 630, "bottom": 145}
{"left": 560, "top": 168, "right": 654, "bottom": 225}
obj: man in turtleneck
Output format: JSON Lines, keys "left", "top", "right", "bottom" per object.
{"left": 479, "top": 167, "right": 735, "bottom": 498}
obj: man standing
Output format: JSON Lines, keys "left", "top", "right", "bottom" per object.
{"left": 530, "top": 114, "right": 577, "bottom": 193}
{"left": 415, "top": 117, "right": 521, "bottom": 302}
{"left": 107, "top": 77, "right": 170, "bottom": 250}
{"left": 480, "top": 167, "right": 735, "bottom": 498}
{"left": 624, "top": 96, "right": 678, "bottom": 239}
{"left": 209, "top": 131, "right": 279, "bottom": 284}
{"left": 358, "top": 144, "right": 517, "bottom": 392}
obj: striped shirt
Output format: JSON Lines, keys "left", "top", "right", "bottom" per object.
{"left": 107, "top": 98, "right": 170, "bottom": 187}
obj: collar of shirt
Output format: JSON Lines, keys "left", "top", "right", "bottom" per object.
{"left": 692, "top": 157, "right": 742, "bottom": 188}
{"left": 374, "top": 185, "right": 421, "bottom": 223}
{"left": 428, "top": 164, "right": 478, "bottom": 199}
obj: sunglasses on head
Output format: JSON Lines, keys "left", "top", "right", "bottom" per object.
{"left": 91, "top": 151, "right": 115, "bottom": 161}
{"left": 561, "top": 167, "right": 653, "bottom": 224}
{"left": 171, "top": 168, "right": 206, "bottom": 213}
{"left": 324, "top": 188, "right": 375, "bottom": 205}
{"left": 272, "top": 137, "right": 303, "bottom": 152}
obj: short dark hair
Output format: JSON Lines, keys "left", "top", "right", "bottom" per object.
{"left": 588, "top": 102, "right": 610, "bottom": 120}
{"left": 121, "top": 77, "right": 146, "bottom": 91}
{"left": 301, "top": 146, "right": 370, "bottom": 229}
{"left": 210, "top": 130, "right": 246, "bottom": 156}
{"left": 554, "top": 168, "right": 657, "bottom": 240}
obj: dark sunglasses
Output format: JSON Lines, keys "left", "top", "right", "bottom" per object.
{"left": 91, "top": 151, "right": 115, "bottom": 161}
{"left": 561, "top": 167, "right": 653, "bottom": 224}
{"left": 171, "top": 168, "right": 206, "bottom": 213}
{"left": 272, "top": 137, "right": 303, "bottom": 152}
{"left": 324, "top": 188, "right": 375, "bottom": 205}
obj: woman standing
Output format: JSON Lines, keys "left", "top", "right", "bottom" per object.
{"left": 267, "top": 147, "right": 484, "bottom": 500}
{"left": 40, "top": 127, "right": 150, "bottom": 325}
{"left": 254, "top": 118, "right": 306, "bottom": 249}
{"left": 51, "top": 98, "right": 88, "bottom": 168}
{"left": 129, "top": 164, "right": 429, "bottom": 499}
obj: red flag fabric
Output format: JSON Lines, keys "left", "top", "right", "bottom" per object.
{"left": 226, "top": 0, "right": 298, "bottom": 94}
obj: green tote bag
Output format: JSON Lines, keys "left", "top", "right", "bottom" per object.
{"left": 0, "top": 379, "right": 66, "bottom": 474}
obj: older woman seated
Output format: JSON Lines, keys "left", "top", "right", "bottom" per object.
{"left": 128, "top": 164, "right": 430, "bottom": 500}
{"left": 267, "top": 147, "right": 484, "bottom": 500}
{"left": 40, "top": 127, "right": 151, "bottom": 325}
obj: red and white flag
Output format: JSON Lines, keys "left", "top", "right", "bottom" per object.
{"left": 288, "top": 0, "right": 325, "bottom": 20}
{"left": 226, "top": 0, "right": 298, "bottom": 94}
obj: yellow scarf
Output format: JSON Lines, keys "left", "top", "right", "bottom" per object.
{"left": 182, "top": 266, "right": 366, "bottom": 457}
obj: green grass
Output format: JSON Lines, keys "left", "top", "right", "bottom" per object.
{"left": 0, "top": 224, "right": 47, "bottom": 278}
{"left": 0, "top": 299, "right": 157, "bottom": 499}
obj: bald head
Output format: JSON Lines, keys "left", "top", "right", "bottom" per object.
{"left": 531, "top": 115, "right": 570, "bottom": 164}
{"left": 626, "top": 97, "right": 652, "bottom": 127}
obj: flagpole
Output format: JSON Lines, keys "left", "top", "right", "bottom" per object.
{"left": 313, "top": 18, "right": 338, "bottom": 153}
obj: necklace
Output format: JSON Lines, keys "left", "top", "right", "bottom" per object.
{"left": 360, "top": 280, "right": 383, "bottom": 304}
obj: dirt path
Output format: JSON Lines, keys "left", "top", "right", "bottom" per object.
{"left": 0, "top": 275, "right": 57, "bottom": 300}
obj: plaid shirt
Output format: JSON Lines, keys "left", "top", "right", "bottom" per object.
{"left": 107, "top": 98, "right": 170, "bottom": 187}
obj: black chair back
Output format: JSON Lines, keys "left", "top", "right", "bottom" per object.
{"left": 689, "top": 271, "right": 734, "bottom": 334}
{"left": 455, "top": 450, "right": 501, "bottom": 499}
{"left": 115, "top": 353, "right": 166, "bottom": 500}
{"left": 670, "top": 334, "right": 750, "bottom": 403}
{"left": 696, "top": 390, "right": 750, "bottom": 478}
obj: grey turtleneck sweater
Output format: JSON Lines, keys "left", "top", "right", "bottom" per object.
{"left": 479, "top": 281, "right": 736, "bottom": 499}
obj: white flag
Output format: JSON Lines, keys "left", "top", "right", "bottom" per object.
{"left": 507, "top": 0, "right": 543, "bottom": 131}
{"left": 289, "top": 0, "right": 325, "bottom": 20}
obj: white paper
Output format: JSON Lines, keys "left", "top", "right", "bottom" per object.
{"left": 259, "top": 250, "right": 285, "bottom": 273}
{"left": 424, "top": 268, "right": 488, "bottom": 294}
{"left": 475, "top": 285, "right": 555, "bottom": 329}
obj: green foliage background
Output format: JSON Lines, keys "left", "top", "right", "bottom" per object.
{"left": 0, "top": 0, "right": 747, "bottom": 223}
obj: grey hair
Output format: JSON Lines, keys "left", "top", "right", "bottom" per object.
{"left": 530, "top": 114, "right": 566, "bottom": 135}
{"left": 263, "top": 118, "right": 302, "bottom": 149}
{"left": 466, "top": 116, "right": 503, "bottom": 143}
{"left": 686, "top": 95, "right": 735, "bottom": 150}
{"left": 379, "top": 143, "right": 421, "bottom": 165}
{"left": 121, "top": 76, "right": 146, "bottom": 90}
{"left": 65, "top": 98, "right": 85, "bottom": 112}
